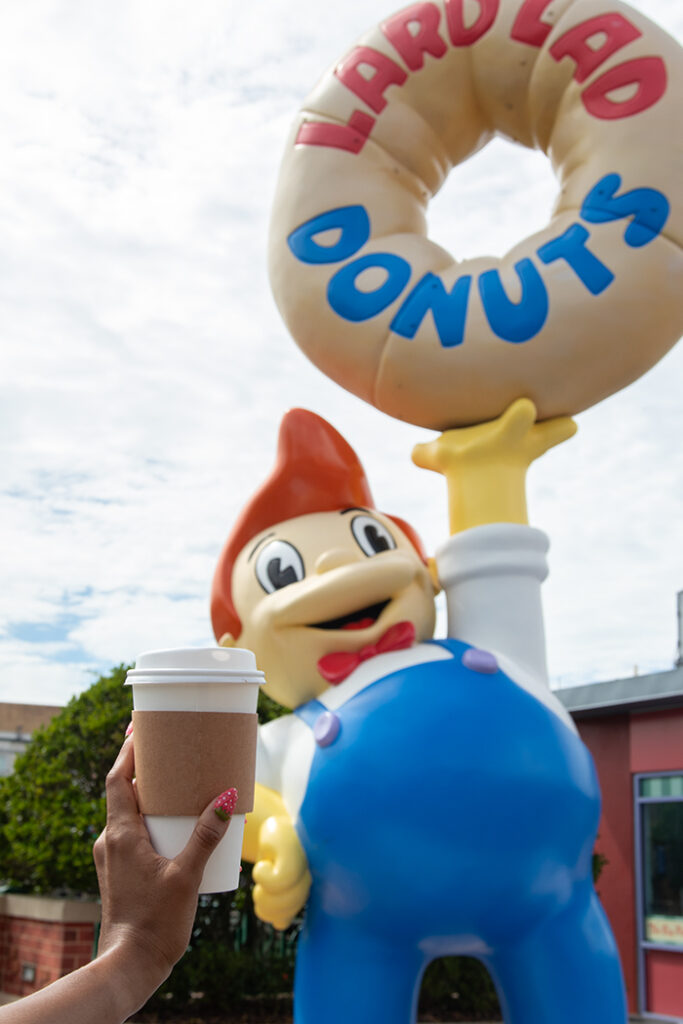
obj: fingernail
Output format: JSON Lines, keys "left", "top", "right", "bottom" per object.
{"left": 125, "top": 721, "right": 134, "bottom": 737}
{"left": 214, "top": 788, "right": 238, "bottom": 822}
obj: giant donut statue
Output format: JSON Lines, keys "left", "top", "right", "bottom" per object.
{"left": 268, "top": 0, "right": 683, "bottom": 429}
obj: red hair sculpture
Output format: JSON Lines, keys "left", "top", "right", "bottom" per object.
{"left": 210, "top": 408, "right": 425, "bottom": 641}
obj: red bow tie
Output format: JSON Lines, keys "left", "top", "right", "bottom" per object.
{"left": 317, "top": 621, "right": 416, "bottom": 685}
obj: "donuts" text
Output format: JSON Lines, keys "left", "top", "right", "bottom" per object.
{"left": 287, "top": 173, "right": 669, "bottom": 347}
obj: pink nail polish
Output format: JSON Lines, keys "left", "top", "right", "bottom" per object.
{"left": 214, "top": 788, "right": 238, "bottom": 822}
{"left": 125, "top": 722, "right": 134, "bottom": 737}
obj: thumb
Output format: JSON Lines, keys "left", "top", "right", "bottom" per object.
{"left": 174, "top": 787, "right": 238, "bottom": 880}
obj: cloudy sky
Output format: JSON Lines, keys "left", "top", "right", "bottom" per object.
{"left": 1, "top": 0, "right": 681, "bottom": 707}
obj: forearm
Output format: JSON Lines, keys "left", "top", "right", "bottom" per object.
{"left": 0, "top": 946, "right": 164, "bottom": 1024}
{"left": 440, "top": 455, "right": 530, "bottom": 532}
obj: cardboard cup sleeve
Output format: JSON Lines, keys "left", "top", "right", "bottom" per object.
{"left": 132, "top": 710, "right": 257, "bottom": 816}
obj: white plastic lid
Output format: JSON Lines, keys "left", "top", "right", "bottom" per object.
{"left": 126, "top": 647, "right": 264, "bottom": 682}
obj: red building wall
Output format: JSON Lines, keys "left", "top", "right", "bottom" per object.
{"left": 577, "top": 714, "right": 638, "bottom": 1014}
{"left": 630, "top": 709, "right": 683, "bottom": 774}
{"left": 0, "top": 896, "right": 99, "bottom": 1001}
{"left": 632, "top": 709, "right": 683, "bottom": 1018}
{"left": 0, "top": 916, "right": 95, "bottom": 997}
{"left": 578, "top": 706, "right": 683, "bottom": 1019}
{"left": 646, "top": 950, "right": 683, "bottom": 1019}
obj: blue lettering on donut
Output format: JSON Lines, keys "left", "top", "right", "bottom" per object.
{"left": 328, "top": 254, "right": 412, "bottom": 321}
{"left": 286, "top": 174, "right": 668, "bottom": 346}
{"left": 537, "top": 224, "right": 614, "bottom": 295}
{"left": 580, "top": 173, "right": 670, "bottom": 248}
{"left": 478, "top": 259, "right": 549, "bottom": 343}
{"left": 390, "top": 273, "right": 471, "bottom": 347}
{"left": 287, "top": 205, "right": 371, "bottom": 263}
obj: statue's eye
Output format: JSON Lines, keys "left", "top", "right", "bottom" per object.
{"left": 351, "top": 515, "right": 396, "bottom": 557}
{"left": 255, "top": 541, "right": 305, "bottom": 594}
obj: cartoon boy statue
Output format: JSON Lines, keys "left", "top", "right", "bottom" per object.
{"left": 211, "top": 400, "right": 626, "bottom": 1024}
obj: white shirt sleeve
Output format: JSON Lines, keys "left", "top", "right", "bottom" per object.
{"left": 256, "top": 713, "right": 315, "bottom": 819}
{"left": 436, "top": 523, "right": 549, "bottom": 680}
{"left": 255, "top": 719, "right": 281, "bottom": 794}
{"left": 435, "top": 523, "right": 577, "bottom": 732}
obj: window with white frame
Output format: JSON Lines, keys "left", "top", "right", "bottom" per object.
{"left": 639, "top": 774, "right": 683, "bottom": 948}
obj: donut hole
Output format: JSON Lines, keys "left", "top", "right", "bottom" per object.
{"left": 427, "top": 136, "right": 556, "bottom": 261}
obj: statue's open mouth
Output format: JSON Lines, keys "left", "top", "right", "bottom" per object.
{"left": 310, "top": 600, "right": 390, "bottom": 631}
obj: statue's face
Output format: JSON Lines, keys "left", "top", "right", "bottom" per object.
{"left": 228, "top": 507, "right": 436, "bottom": 708}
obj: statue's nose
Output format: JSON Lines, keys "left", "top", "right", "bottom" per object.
{"left": 314, "top": 548, "right": 357, "bottom": 574}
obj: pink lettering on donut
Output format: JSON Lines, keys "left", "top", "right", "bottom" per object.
{"left": 295, "top": 0, "right": 670, "bottom": 152}
{"left": 296, "top": 111, "right": 376, "bottom": 153}
{"left": 582, "top": 56, "right": 668, "bottom": 119}
{"left": 382, "top": 3, "right": 448, "bottom": 71}
{"left": 335, "top": 46, "right": 408, "bottom": 113}
{"left": 444, "top": 0, "right": 499, "bottom": 45}
{"left": 510, "top": 0, "right": 554, "bottom": 48}
{"left": 549, "top": 13, "right": 641, "bottom": 82}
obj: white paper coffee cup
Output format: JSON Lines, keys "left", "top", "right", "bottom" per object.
{"left": 126, "top": 647, "right": 263, "bottom": 894}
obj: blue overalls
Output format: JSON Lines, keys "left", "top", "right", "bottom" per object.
{"left": 292, "top": 639, "right": 626, "bottom": 1024}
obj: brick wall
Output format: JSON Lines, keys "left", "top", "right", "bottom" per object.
{"left": 0, "top": 894, "right": 100, "bottom": 1001}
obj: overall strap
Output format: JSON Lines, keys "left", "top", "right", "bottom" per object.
{"left": 427, "top": 636, "right": 501, "bottom": 676}
{"left": 425, "top": 637, "right": 468, "bottom": 658}
{"left": 294, "top": 699, "right": 327, "bottom": 730}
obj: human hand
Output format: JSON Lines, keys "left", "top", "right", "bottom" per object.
{"left": 252, "top": 815, "right": 311, "bottom": 930}
{"left": 93, "top": 733, "right": 236, "bottom": 998}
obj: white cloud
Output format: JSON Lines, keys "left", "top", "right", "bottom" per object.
{"left": 0, "top": 0, "right": 681, "bottom": 705}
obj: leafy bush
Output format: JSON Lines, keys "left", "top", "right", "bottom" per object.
{"left": 593, "top": 848, "right": 609, "bottom": 882}
{"left": 0, "top": 665, "right": 132, "bottom": 894}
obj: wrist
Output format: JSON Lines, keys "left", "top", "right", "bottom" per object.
{"left": 448, "top": 460, "right": 529, "bottom": 533}
{"left": 97, "top": 940, "right": 171, "bottom": 1017}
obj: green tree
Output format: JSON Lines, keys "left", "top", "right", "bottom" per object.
{"left": 0, "top": 665, "right": 133, "bottom": 895}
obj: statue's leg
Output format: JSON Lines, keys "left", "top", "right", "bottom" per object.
{"left": 486, "top": 886, "right": 627, "bottom": 1024}
{"left": 294, "top": 910, "right": 427, "bottom": 1024}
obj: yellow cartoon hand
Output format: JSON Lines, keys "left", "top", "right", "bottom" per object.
{"left": 252, "top": 816, "right": 312, "bottom": 930}
{"left": 412, "top": 398, "right": 576, "bottom": 533}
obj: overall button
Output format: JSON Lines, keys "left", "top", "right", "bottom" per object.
{"left": 462, "top": 648, "right": 499, "bottom": 674}
{"left": 314, "top": 710, "right": 341, "bottom": 747}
